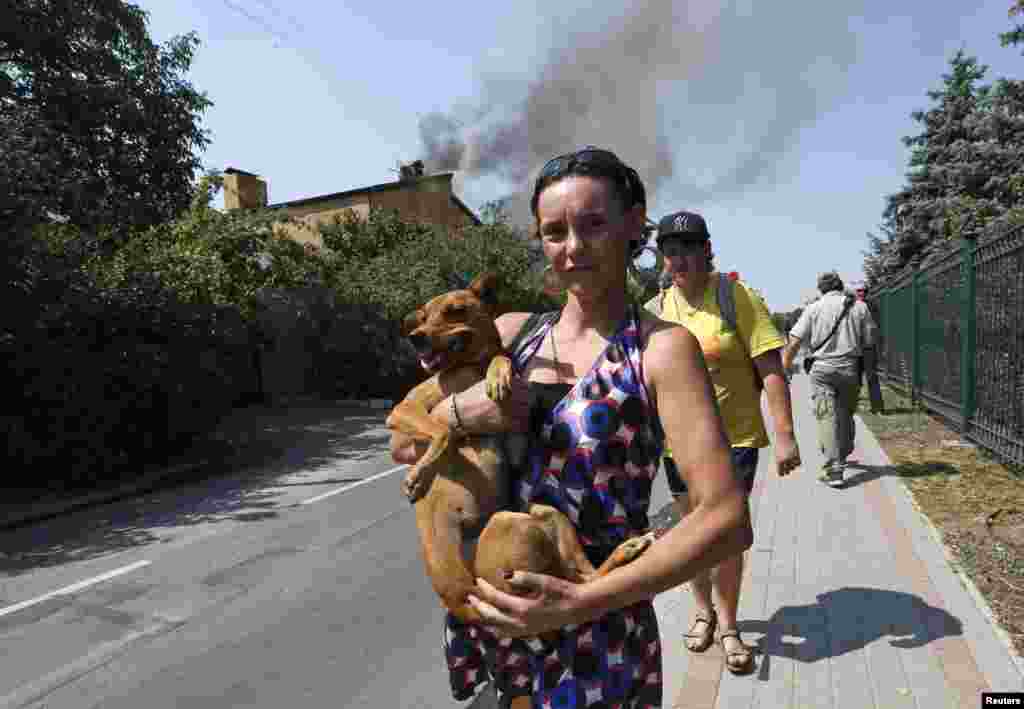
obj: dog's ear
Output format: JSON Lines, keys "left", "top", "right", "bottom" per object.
{"left": 401, "top": 310, "right": 422, "bottom": 337}
{"left": 468, "top": 272, "right": 499, "bottom": 307}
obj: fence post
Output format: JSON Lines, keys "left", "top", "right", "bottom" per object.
{"left": 883, "top": 287, "right": 891, "bottom": 379}
{"left": 961, "top": 235, "right": 977, "bottom": 434}
{"left": 911, "top": 266, "right": 921, "bottom": 402}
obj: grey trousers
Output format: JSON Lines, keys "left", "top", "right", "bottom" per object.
{"left": 861, "top": 347, "right": 884, "bottom": 413}
{"left": 810, "top": 366, "right": 861, "bottom": 471}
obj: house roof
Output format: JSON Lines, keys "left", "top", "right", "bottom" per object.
{"left": 224, "top": 167, "right": 262, "bottom": 177}
{"left": 266, "top": 172, "right": 480, "bottom": 225}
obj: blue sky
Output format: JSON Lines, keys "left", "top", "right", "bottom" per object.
{"left": 138, "top": 0, "right": 1022, "bottom": 311}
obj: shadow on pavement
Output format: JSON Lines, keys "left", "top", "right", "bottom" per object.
{"left": 742, "top": 586, "right": 963, "bottom": 679}
{"left": 0, "top": 403, "right": 393, "bottom": 576}
{"left": 838, "top": 460, "right": 959, "bottom": 489}
{"left": 862, "top": 406, "right": 917, "bottom": 416}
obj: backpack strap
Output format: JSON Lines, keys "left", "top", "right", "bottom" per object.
{"left": 716, "top": 272, "right": 739, "bottom": 334}
{"left": 643, "top": 289, "right": 666, "bottom": 318}
{"left": 716, "top": 274, "right": 765, "bottom": 390}
{"left": 808, "top": 296, "right": 855, "bottom": 355}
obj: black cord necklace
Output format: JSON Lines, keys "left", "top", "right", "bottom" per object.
{"left": 549, "top": 314, "right": 564, "bottom": 384}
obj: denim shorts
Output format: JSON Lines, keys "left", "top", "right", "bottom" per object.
{"left": 663, "top": 447, "right": 760, "bottom": 498}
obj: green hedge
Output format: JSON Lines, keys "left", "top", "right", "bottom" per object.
{"left": 2, "top": 232, "right": 257, "bottom": 488}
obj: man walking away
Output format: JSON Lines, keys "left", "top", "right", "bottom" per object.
{"left": 782, "top": 272, "right": 877, "bottom": 488}
{"left": 855, "top": 286, "right": 885, "bottom": 414}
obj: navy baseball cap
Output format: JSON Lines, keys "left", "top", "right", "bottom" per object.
{"left": 656, "top": 210, "right": 710, "bottom": 244}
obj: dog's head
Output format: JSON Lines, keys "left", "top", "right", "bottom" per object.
{"left": 401, "top": 273, "right": 503, "bottom": 375}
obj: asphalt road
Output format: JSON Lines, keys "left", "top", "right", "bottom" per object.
{"left": 0, "top": 404, "right": 679, "bottom": 709}
{"left": 0, "top": 406, "right": 440, "bottom": 708}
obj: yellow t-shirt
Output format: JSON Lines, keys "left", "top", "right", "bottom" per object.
{"left": 655, "top": 275, "right": 784, "bottom": 450}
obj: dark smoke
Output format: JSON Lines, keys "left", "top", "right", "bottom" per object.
{"left": 419, "top": 0, "right": 860, "bottom": 220}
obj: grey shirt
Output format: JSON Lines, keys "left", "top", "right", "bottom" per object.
{"left": 790, "top": 292, "right": 877, "bottom": 373}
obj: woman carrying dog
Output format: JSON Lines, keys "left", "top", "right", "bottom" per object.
{"left": 390, "top": 147, "right": 752, "bottom": 708}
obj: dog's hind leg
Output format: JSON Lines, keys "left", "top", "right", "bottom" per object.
{"left": 590, "top": 532, "right": 657, "bottom": 578}
{"left": 415, "top": 490, "right": 484, "bottom": 625}
{"left": 526, "top": 504, "right": 598, "bottom": 582}
{"left": 527, "top": 503, "right": 655, "bottom": 582}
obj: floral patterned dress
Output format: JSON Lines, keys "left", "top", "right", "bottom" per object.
{"left": 444, "top": 306, "right": 665, "bottom": 708}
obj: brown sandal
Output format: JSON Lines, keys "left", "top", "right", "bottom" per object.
{"left": 683, "top": 609, "right": 717, "bottom": 653}
{"left": 719, "top": 629, "right": 755, "bottom": 675}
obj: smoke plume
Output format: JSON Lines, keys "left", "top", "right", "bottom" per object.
{"left": 419, "top": 0, "right": 859, "bottom": 222}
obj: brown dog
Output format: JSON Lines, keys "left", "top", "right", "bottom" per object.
{"left": 386, "top": 273, "right": 654, "bottom": 632}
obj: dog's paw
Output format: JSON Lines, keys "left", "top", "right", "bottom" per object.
{"left": 402, "top": 465, "right": 433, "bottom": 503}
{"left": 485, "top": 356, "right": 513, "bottom": 402}
{"left": 616, "top": 532, "right": 656, "bottom": 562}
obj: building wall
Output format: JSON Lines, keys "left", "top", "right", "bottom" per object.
{"left": 368, "top": 181, "right": 471, "bottom": 232}
{"left": 272, "top": 196, "right": 371, "bottom": 248}
{"left": 271, "top": 176, "right": 474, "bottom": 248}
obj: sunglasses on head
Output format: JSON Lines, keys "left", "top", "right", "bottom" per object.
{"left": 537, "top": 147, "right": 625, "bottom": 181}
{"left": 658, "top": 238, "right": 707, "bottom": 258}
{"left": 531, "top": 146, "right": 640, "bottom": 210}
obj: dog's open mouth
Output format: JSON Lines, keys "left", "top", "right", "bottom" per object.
{"left": 416, "top": 332, "right": 471, "bottom": 372}
{"left": 420, "top": 351, "right": 446, "bottom": 371}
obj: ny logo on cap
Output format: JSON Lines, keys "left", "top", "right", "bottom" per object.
{"left": 674, "top": 214, "right": 689, "bottom": 231}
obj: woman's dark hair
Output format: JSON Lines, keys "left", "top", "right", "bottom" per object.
{"left": 530, "top": 146, "right": 647, "bottom": 257}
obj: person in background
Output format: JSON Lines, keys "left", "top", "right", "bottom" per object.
{"left": 782, "top": 272, "right": 877, "bottom": 488}
{"left": 855, "top": 285, "right": 885, "bottom": 414}
{"left": 646, "top": 210, "right": 800, "bottom": 675}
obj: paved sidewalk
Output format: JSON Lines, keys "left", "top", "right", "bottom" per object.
{"left": 657, "top": 373, "right": 1024, "bottom": 709}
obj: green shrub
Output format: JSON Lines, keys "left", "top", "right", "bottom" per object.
{"left": 3, "top": 223, "right": 255, "bottom": 487}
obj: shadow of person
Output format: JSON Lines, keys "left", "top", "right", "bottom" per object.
{"left": 739, "top": 586, "right": 963, "bottom": 680}
{"left": 838, "top": 460, "right": 959, "bottom": 489}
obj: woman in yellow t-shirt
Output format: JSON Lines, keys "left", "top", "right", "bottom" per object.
{"left": 647, "top": 210, "right": 801, "bottom": 675}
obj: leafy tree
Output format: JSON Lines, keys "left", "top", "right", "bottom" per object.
{"left": 867, "top": 49, "right": 1024, "bottom": 282}
{"left": 1, "top": 0, "right": 212, "bottom": 230}
{"left": 320, "top": 206, "right": 555, "bottom": 322}
{"left": 890, "top": 50, "right": 989, "bottom": 241}
{"left": 480, "top": 197, "right": 516, "bottom": 226}
{"left": 1000, "top": 0, "right": 1024, "bottom": 52}
{"left": 862, "top": 225, "right": 900, "bottom": 290}
{"left": 83, "top": 174, "right": 305, "bottom": 313}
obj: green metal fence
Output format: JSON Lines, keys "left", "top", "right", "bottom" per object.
{"left": 869, "top": 224, "right": 1024, "bottom": 468}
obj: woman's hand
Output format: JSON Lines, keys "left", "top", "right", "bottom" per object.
{"left": 388, "top": 372, "right": 532, "bottom": 468}
{"left": 448, "top": 374, "right": 532, "bottom": 436}
{"left": 468, "top": 572, "right": 594, "bottom": 639}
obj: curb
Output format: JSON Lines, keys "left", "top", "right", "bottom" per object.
{"left": 856, "top": 413, "right": 1024, "bottom": 686}
{"left": 259, "top": 395, "right": 394, "bottom": 410}
{"left": 334, "top": 398, "right": 393, "bottom": 410}
{"left": 888, "top": 455, "right": 1024, "bottom": 683}
{"left": 0, "top": 397, "right": 395, "bottom": 533}
{"left": 0, "top": 458, "right": 211, "bottom": 532}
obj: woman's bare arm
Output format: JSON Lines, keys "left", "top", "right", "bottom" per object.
{"left": 574, "top": 322, "right": 753, "bottom": 615}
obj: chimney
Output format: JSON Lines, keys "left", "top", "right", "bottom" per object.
{"left": 223, "top": 167, "right": 268, "bottom": 210}
{"left": 398, "top": 159, "right": 425, "bottom": 182}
